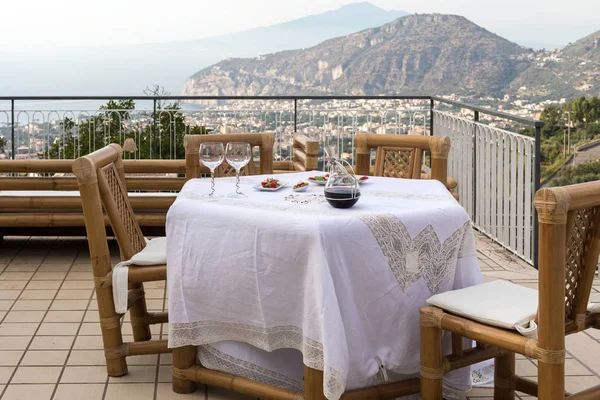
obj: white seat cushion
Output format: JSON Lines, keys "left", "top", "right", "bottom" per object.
{"left": 131, "top": 237, "right": 167, "bottom": 265}
{"left": 426, "top": 280, "right": 538, "bottom": 331}
{"left": 112, "top": 237, "right": 166, "bottom": 314}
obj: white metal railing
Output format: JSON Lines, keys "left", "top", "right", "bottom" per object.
{"left": 434, "top": 111, "right": 536, "bottom": 263}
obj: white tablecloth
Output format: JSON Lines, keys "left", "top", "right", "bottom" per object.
{"left": 167, "top": 172, "right": 482, "bottom": 399}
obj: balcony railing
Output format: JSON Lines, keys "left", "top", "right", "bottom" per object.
{"left": 0, "top": 95, "right": 543, "bottom": 265}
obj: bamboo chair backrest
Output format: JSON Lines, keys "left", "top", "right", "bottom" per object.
{"left": 534, "top": 181, "right": 600, "bottom": 335}
{"left": 184, "top": 133, "right": 274, "bottom": 180}
{"left": 355, "top": 133, "right": 450, "bottom": 185}
{"left": 373, "top": 146, "right": 423, "bottom": 179}
{"left": 73, "top": 144, "right": 146, "bottom": 263}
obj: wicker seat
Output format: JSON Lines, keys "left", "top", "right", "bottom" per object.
{"left": 355, "top": 133, "right": 451, "bottom": 186}
{"left": 72, "top": 144, "right": 170, "bottom": 377}
{"left": 420, "top": 181, "right": 600, "bottom": 400}
{"left": 184, "top": 133, "right": 274, "bottom": 179}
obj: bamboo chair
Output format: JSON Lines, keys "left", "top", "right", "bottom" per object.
{"left": 355, "top": 133, "right": 451, "bottom": 186}
{"left": 420, "top": 181, "right": 600, "bottom": 400}
{"left": 184, "top": 132, "right": 274, "bottom": 180}
{"left": 73, "top": 144, "right": 170, "bottom": 377}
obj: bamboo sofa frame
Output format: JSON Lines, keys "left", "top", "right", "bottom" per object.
{"left": 355, "top": 133, "right": 451, "bottom": 186}
{"left": 184, "top": 133, "right": 320, "bottom": 179}
{"left": 274, "top": 134, "right": 320, "bottom": 173}
{"left": 0, "top": 158, "right": 184, "bottom": 237}
{"left": 420, "top": 181, "right": 600, "bottom": 400}
{"left": 73, "top": 144, "right": 170, "bottom": 376}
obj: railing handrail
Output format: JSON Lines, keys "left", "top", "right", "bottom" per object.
{"left": 431, "top": 96, "right": 544, "bottom": 128}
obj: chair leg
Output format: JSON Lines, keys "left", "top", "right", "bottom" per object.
{"left": 304, "top": 366, "right": 327, "bottom": 400}
{"left": 173, "top": 346, "right": 197, "bottom": 394}
{"left": 494, "top": 352, "right": 515, "bottom": 400}
{"left": 128, "top": 282, "right": 152, "bottom": 342}
{"left": 420, "top": 307, "right": 444, "bottom": 400}
{"left": 538, "top": 359, "right": 564, "bottom": 400}
{"left": 96, "top": 286, "right": 128, "bottom": 376}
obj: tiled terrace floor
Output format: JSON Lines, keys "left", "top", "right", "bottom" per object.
{"left": 0, "top": 234, "right": 599, "bottom": 400}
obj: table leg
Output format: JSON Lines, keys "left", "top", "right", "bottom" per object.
{"left": 304, "top": 366, "right": 327, "bottom": 400}
{"left": 173, "top": 346, "right": 197, "bottom": 394}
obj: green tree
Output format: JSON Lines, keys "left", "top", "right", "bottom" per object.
{"left": 45, "top": 90, "right": 209, "bottom": 160}
{"left": 540, "top": 105, "right": 562, "bottom": 126}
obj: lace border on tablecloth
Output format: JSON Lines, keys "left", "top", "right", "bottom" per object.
{"left": 199, "top": 344, "right": 304, "bottom": 392}
{"left": 359, "top": 216, "right": 477, "bottom": 294}
{"left": 169, "top": 320, "right": 346, "bottom": 400}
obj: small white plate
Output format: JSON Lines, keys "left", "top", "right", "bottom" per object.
{"left": 293, "top": 185, "right": 309, "bottom": 192}
{"left": 308, "top": 177, "right": 328, "bottom": 185}
{"left": 253, "top": 181, "right": 289, "bottom": 191}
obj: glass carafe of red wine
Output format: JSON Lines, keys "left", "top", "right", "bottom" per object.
{"left": 324, "top": 158, "right": 360, "bottom": 209}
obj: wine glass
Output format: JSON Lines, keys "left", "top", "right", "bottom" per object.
{"left": 199, "top": 142, "right": 225, "bottom": 198}
{"left": 225, "top": 142, "right": 251, "bottom": 198}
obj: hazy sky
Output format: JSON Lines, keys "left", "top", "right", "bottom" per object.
{"left": 2, "top": 0, "right": 598, "bottom": 50}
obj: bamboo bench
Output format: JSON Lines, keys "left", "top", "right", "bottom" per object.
{"left": 0, "top": 159, "right": 185, "bottom": 238}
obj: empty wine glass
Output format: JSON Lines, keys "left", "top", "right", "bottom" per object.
{"left": 199, "top": 142, "right": 225, "bottom": 197}
{"left": 225, "top": 142, "right": 251, "bottom": 198}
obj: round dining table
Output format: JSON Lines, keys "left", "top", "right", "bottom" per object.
{"left": 166, "top": 171, "right": 483, "bottom": 400}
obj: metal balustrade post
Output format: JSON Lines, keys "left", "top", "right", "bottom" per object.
{"left": 11, "top": 99, "right": 15, "bottom": 160}
{"left": 429, "top": 98, "right": 434, "bottom": 136}
{"left": 533, "top": 124, "right": 542, "bottom": 268}
{"left": 473, "top": 111, "right": 479, "bottom": 222}
{"left": 294, "top": 98, "right": 298, "bottom": 132}
{"left": 153, "top": 98, "right": 158, "bottom": 159}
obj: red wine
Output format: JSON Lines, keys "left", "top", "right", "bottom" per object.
{"left": 324, "top": 188, "right": 360, "bottom": 209}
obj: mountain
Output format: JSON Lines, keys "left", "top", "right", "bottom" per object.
{"left": 562, "top": 29, "right": 600, "bottom": 61}
{"left": 504, "top": 30, "right": 600, "bottom": 100}
{"left": 183, "top": 14, "right": 533, "bottom": 97}
{"left": 0, "top": 2, "right": 407, "bottom": 96}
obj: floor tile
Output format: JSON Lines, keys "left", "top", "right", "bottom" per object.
{"left": 107, "top": 366, "right": 157, "bottom": 383}
{"left": 53, "top": 383, "right": 106, "bottom": 400}
{"left": 78, "top": 323, "right": 102, "bottom": 336}
{"left": 19, "top": 290, "right": 58, "bottom": 300}
{"left": 0, "top": 336, "right": 32, "bottom": 351}
{"left": 67, "top": 350, "right": 106, "bottom": 366}
{"left": 21, "top": 350, "right": 69, "bottom": 366}
{"left": 0, "top": 300, "right": 15, "bottom": 310}
{"left": 1, "top": 383, "right": 55, "bottom": 400}
{"left": 43, "top": 311, "right": 85, "bottom": 323}
{"left": 29, "top": 336, "right": 75, "bottom": 350}
{"left": 61, "top": 281, "right": 94, "bottom": 290}
{"left": 158, "top": 365, "right": 171, "bottom": 382}
{"left": 60, "top": 366, "right": 109, "bottom": 383}
{"left": 25, "top": 281, "right": 62, "bottom": 290}
{"left": 566, "top": 331, "right": 600, "bottom": 375}
{"left": 11, "top": 299, "right": 52, "bottom": 311}
{"left": 0, "top": 291, "right": 21, "bottom": 300}
{"left": 11, "top": 366, "right": 62, "bottom": 383}
{"left": 32, "top": 271, "right": 68, "bottom": 281}
{"left": 156, "top": 383, "right": 207, "bottom": 399}
{"left": 4, "top": 311, "right": 46, "bottom": 323}
{"left": 0, "top": 281, "right": 28, "bottom": 290}
{"left": 0, "top": 366, "right": 15, "bottom": 384}
{"left": 49, "top": 300, "right": 89, "bottom": 311}
{"left": 37, "top": 323, "right": 80, "bottom": 336}
{"left": 104, "top": 383, "right": 155, "bottom": 399}
{"left": 55, "top": 290, "right": 93, "bottom": 300}
{"left": 72, "top": 336, "right": 103, "bottom": 350}
{"left": 0, "top": 351, "right": 25, "bottom": 366}
{"left": 0, "top": 271, "right": 35, "bottom": 281}
{"left": 0, "top": 323, "right": 40, "bottom": 336}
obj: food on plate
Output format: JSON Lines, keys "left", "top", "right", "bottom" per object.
{"left": 308, "top": 174, "right": 329, "bottom": 182}
{"left": 358, "top": 175, "right": 369, "bottom": 181}
{"left": 260, "top": 178, "right": 281, "bottom": 189}
{"left": 293, "top": 181, "right": 309, "bottom": 190}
